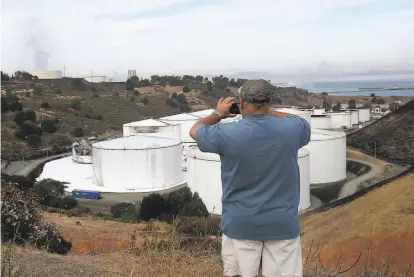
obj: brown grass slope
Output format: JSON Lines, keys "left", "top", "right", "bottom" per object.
{"left": 301, "top": 173, "right": 414, "bottom": 275}
{"left": 347, "top": 100, "right": 414, "bottom": 165}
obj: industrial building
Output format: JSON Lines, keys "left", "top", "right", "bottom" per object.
{"left": 91, "top": 135, "right": 185, "bottom": 192}
{"left": 83, "top": 76, "right": 107, "bottom": 83}
{"left": 32, "top": 70, "right": 63, "bottom": 79}
{"left": 185, "top": 147, "right": 311, "bottom": 215}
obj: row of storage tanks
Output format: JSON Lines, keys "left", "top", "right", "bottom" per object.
{"left": 83, "top": 106, "right": 369, "bottom": 214}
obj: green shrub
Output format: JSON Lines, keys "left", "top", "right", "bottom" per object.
{"left": 24, "top": 110, "right": 36, "bottom": 122}
{"left": 1, "top": 174, "right": 35, "bottom": 190}
{"left": 41, "top": 119, "right": 57, "bottom": 133}
{"left": 1, "top": 177, "right": 72, "bottom": 254}
{"left": 140, "top": 193, "right": 167, "bottom": 221}
{"left": 20, "top": 120, "right": 42, "bottom": 136}
{"left": 40, "top": 102, "right": 50, "bottom": 109}
{"left": 27, "top": 134, "right": 41, "bottom": 146}
{"left": 14, "top": 129, "right": 26, "bottom": 140}
{"left": 183, "top": 86, "right": 191, "bottom": 93}
{"left": 35, "top": 179, "right": 66, "bottom": 207}
{"left": 179, "top": 199, "right": 209, "bottom": 217}
{"left": 58, "top": 196, "right": 78, "bottom": 210}
{"left": 13, "top": 111, "right": 26, "bottom": 124}
{"left": 70, "top": 99, "right": 82, "bottom": 110}
{"left": 165, "top": 187, "right": 193, "bottom": 216}
{"left": 110, "top": 202, "right": 136, "bottom": 219}
{"left": 73, "top": 127, "right": 84, "bottom": 137}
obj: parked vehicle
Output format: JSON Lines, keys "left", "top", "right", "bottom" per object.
{"left": 71, "top": 189, "right": 101, "bottom": 199}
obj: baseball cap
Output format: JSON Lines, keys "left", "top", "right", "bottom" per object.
{"left": 239, "top": 79, "right": 273, "bottom": 104}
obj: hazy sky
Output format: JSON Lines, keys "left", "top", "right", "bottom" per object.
{"left": 1, "top": 0, "right": 414, "bottom": 79}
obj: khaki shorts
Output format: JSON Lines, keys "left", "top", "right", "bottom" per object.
{"left": 222, "top": 234, "right": 303, "bottom": 277}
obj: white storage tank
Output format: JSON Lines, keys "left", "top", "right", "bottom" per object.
{"left": 303, "top": 129, "right": 347, "bottom": 187}
{"left": 32, "top": 70, "right": 63, "bottom": 79}
{"left": 348, "top": 109, "right": 359, "bottom": 125}
{"left": 313, "top": 108, "right": 326, "bottom": 115}
{"left": 159, "top": 113, "right": 201, "bottom": 145}
{"left": 185, "top": 147, "right": 311, "bottom": 215}
{"left": 328, "top": 112, "right": 352, "bottom": 129}
{"left": 123, "top": 119, "right": 181, "bottom": 143}
{"left": 299, "top": 108, "right": 314, "bottom": 115}
{"left": 310, "top": 115, "right": 331, "bottom": 129}
{"left": 272, "top": 107, "right": 312, "bottom": 127}
{"left": 189, "top": 109, "right": 214, "bottom": 117}
{"left": 92, "top": 135, "right": 185, "bottom": 192}
{"left": 357, "top": 108, "right": 370, "bottom": 122}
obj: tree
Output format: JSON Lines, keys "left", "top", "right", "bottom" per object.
{"left": 377, "top": 98, "right": 385, "bottom": 104}
{"left": 70, "top": 99, "right": 82, "bottom": 110}
{"left": 35, "top": 179, "right": 67, "bottom": 207}
{"left": 206, "top": 81, "right": 213, "bottom": 91}
{"left": 348, "top": 99, "right": 357, "bottom": 109}
{"left": 332, "top": 102, "right": 342, "bottom": 112}
{"left": 371, "top": 97, "right": 377, "bottom": 103}
{"left": 370, "top": 93, "right": 376, "bottom": 97}
{"left": 40, "top": 101, "right": 50, "bottom": 109}
{"left": 183, "top": 86, "right": 191, "bottom": 93}
{"left": 73, "top": 127, "right": 84, "bottom": 137}
{"left": 14, "top": 111, "right": 26, "bottom": 124}
{"left": 20, "top": 121, "right": 42, "bottom": 137}
{"left": 363, "top": 102, "right": 372, "bottom": 109}
{"left": 110, "top": 202, "right": 136, "bottom": 218}
{"left": 322, "top": 99, "right": 331, "bottom": 112}
{"left": 140, "top": 194, "right": 167, "bottom": 221}
{"left": 24, "top": 110, "right": 37, "bottom": 122}
{"left": 27, "top": 134, "right": 41, "bottom": 147}
{"left": 41, "top": 119, "right": 57, "bottom": 133}
{"left": 321, "top": 92, "right": 328, "bottom": 96}
{"left": 195, "top": 75, "right": 203, "bottom": 83}
{"left": 1, "top": 71, "right": 10, "bottom": 81}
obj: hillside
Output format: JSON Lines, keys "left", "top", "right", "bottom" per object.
{"left": 1, "top": 75, "right": 310, "bottom": 161}
{"left": 347, "top": 100, "right": 414, "bottom": 165}
{"left": 2, "top": 173, "right": 413, "bottom": 276}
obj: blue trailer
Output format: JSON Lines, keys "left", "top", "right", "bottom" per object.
{"left": 72, "top": 189, "right": 101, "bottom": 200}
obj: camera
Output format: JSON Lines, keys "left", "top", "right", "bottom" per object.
{"left": 230, "top": 103, "right": 241, "bottom": 114}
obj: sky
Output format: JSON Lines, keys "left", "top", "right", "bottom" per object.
{"left": 1, "top": 0, "right": 414, "bottom": 81}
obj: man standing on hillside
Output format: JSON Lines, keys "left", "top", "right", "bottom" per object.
{"left": 189, "top": 79, "right": 311, "bottom": 277}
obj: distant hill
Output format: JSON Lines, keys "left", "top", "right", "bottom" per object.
{"left": 347, "top": 100, "right": 414, "bottom": 165}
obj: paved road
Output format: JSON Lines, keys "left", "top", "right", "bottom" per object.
{"left": 3, "top": 152, "right": 71, "bottom": 177}
{"left": 337, "top": 158, "right": 383, "bottom": 199}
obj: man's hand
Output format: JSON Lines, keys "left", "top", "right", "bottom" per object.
{"left": 216, "top": 97, "right": 237, "bottom": 119}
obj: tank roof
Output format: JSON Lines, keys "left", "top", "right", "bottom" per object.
{"left": 93, "top": 135, "right": 179, "bottom": 150}
{"left": 273, "top": 108, "right": 311, "bottom": 115}
{"left": 189, "top": 109, "right": 215, "bottom": 117}
{"left": 160, "top": 113, "right": 200, "bottom": 121}
{"left": 311, "top": 129, "right": 346, "bottom": 140}
{"left": 123, "top": 119, "right": 172, "bottom": 127}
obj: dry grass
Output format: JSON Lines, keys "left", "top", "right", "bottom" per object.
{"left": 301, "top": 173, "right": 414, "bottom": 274}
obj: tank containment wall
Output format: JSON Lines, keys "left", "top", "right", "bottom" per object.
{"left": 185, "top": 147, "right": 311, "bottom": 215}
{"left": 328, "top": 112, "right": 352, "bottom": 129}
{"left": 310, "top": 115, "right": 331, "bottom": 129}
{"left": 92, "top": 135, "right": 184, "bottom": 192}
{"left": 303, "top": 129, "right": 347, "bottom": 186}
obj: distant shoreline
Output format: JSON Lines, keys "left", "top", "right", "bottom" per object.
{"left": 329, "top": 87, "right": 414, "bottom": 94}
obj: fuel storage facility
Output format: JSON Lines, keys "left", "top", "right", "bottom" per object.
{"left": 310, "top": 115, "right": 331, "bottom": 129}
{"left": 92, "top": 135, "right": 185, "bottom": 192}
{"left": 303, "top": 129, "right": 347, "bottom": 188}
{"left": 123, "top": 119, "right": 181, "bottom": 143}
{"left": 185, "top": 147, "right": 311, "bottom": 215}
{"left": 348, "top": 110, "right": 359, "bottom": 125}
{"left": 327, "top": 112, "right": 352, "bottom": 129}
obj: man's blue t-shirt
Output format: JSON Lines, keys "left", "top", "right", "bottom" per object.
{"left": 195, "top": 114, "right": 311, "bottom": 240}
